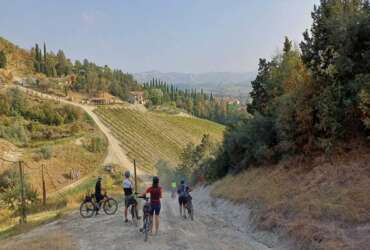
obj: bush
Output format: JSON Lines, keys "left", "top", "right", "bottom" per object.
{"left": 0, "top": 123, "right": 29, "bottom": 145}
{"left": 86, "top": 137, "right": 105, "bottom": 153}
{"left": 0, "top": 169, "right": 39, "bottom": 215}
{"left": 39, "top": 145, "right": 53, "bottom": 160}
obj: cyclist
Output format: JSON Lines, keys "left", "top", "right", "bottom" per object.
{"left": 94, "top": 176, "right": 103, "bottom": 214}
{"left": 177, "top": 180, "right": 191, "bottom": 218}
{"left": 171, "top": 180, "right": 177, "bottom": 199}
{"left": 122, "top": 170, "right": 139, "bottom": 223}
{"left": 140, "top": 176, "right": 163, "bottom": 235}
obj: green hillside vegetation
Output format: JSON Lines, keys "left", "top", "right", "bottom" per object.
{"left": 180, "top": 1, "right": 370, "bottom": 249}
{"left": 0, "top": 88, "right": 109, "bottom": 231}
{"left": 143, "top": 79, "right": 247, "bottom": 125}
{"left": 95, "top": 106, "right": 224, "bottom": 172}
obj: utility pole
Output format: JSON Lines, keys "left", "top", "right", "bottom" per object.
{"left": 41, "top": 164, "right": 46, "bottom": 206}
{"left": 134, "top": 160, "right": 137, "bottom": 193}
{"left": 18, "top": 161, "right": 27, "bottom": 224}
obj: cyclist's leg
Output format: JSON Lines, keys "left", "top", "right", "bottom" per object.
{"left": 134, "top": 199, "right": 140, "bottom": 219}
{"left": 124, "top": 196, "right": 129, "bottom": 222}
{"left": 153, "top": 204, "right": 161, "bottom": 235}
{"left": 178, "top": 196, "right": 183, "bottom": 216}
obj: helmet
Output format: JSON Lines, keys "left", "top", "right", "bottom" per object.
{"left": 124, "top": 171, "right": 130, "bottom": 178}
{"left": 97, "top": 176, "right": 102, "bottom": 181}
{"left": 152, "top": 176, "right": 159, "bottom": 184}
{"left": 180, "top": 180, "right": 185, "bottom": 185}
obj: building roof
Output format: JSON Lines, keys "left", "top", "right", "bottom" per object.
{"left": 129, "top": 91, "right": 145, "bottom": 97}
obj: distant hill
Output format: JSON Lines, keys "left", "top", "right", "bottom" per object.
{"left": 133, "top": 71, "right": 255, "bottom": 98}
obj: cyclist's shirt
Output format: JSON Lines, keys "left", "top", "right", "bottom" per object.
{"left": 177, "top": 184, "right": 190, "bottom": 198}
{"left": 122, "top": 178, "right": 133, "bottom": 196}
{"left": 145, "top": 186, "right": 163, "bottom": 205}
{"left": 171, "top": 182, "right": 177, "bottom": 189}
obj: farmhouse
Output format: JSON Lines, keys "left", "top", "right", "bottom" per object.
{"left": 128, "top": 91, "right": 145, "bottom": 104}
{"left": 89, "top": 97, "right": 114, "bottom": 105}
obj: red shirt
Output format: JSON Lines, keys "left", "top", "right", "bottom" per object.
{"left": 145, "top": 186, "right": 162, "bottom": 205}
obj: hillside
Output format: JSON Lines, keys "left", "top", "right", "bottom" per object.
{"left": 0, "top": 87, "right": 108, "bottom": 232}
{"left": 94, "top": 105, "right": 225, "bottom": 172}
{"left": 212, "top": 141, "right": 370, "bottom": 249}
{"left": 0, "top": 37, "right": 34, "bottom": 76}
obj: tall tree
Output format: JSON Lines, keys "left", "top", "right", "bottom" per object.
{"left": 0, "top": 50, "right": 6, "bottom": 68}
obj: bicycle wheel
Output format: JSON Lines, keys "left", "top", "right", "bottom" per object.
{"left": 143, "top": 216, "right": 149, "bottom": 242}
{"left": 188, "top": 202, "right": 194, "bottom": 221}
{"left": 80, "top": 201, "right": 95, "bottom": 218}
{"left": 131, "top": 205, "right": 138, "bottom": 227}
{"left": 103, "top": 198, "right": 118, "bottom": 215}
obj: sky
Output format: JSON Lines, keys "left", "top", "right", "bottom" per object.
{"left": 0, "top": 0, "right": 319, "bottom": 74}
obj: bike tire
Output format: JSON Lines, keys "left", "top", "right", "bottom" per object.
{"left": 80, "top": 201, "right": 95, "bottom": 218}
{"left": 188, "top": 201, "right": 194, "bottom": 221}
{"left": 131, "top": 206, "right": 138, "bottom": 227}
{"left": 103, "top": 198, "right": 118, "bottom": 215}
{"left": 143, "top": 217, "right": 149, "bottom": 242}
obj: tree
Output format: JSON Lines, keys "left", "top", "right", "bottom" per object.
{"left": 0, "top": 169, "right": 38, "bottom": 215}
{"left": 283, "top": 36, "right": 292, "bottom": 54}
{"left": 0, "top": 50, "right": 6, "bottom": 68}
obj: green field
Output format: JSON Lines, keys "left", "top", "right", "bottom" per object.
{"left": 95, "top": 106, "right": 225, "bottom": 170}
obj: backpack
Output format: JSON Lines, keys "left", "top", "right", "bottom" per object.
{"left": 178, "top": 185, "right": 188, "bottom": 197}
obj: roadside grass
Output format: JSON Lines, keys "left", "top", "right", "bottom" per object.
{"left": 211, "top": 141, "right": 370, "bottom": 249}
{"left": 0, "top": 162, "right": 143, "bottom": 240}
{"left": 95, "top": 106, "right": 224, "bottom": 170}
{"left": 0, "top": 229, "right": 77, "bottom": 250}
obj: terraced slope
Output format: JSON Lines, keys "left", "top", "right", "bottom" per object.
{"left": 95, "top": 106, "right": 225, "bottom": 171}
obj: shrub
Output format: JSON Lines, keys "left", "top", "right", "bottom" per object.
{"left": 86, "top": 137, "right": 105, "bottom": 153}
{"left": 39, "top": 145, "right": 53, "bottom": 160}
{"left": 0, "top": 169, "right": 39, "bottom": 215}
{"left": 0, "top": 123, "right": 29, "bottom": 145}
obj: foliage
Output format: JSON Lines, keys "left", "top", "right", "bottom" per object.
{"left": 30, "top": 42, "right": 141, "bottom": 99}
{"left": 85, "top": 137, "right": 106, "bottom": 153}
{"left": 143, "top": 78, "right": 246, "bottom": 125}
{"left": 0, "top": 169, "right": 39, "bottom": 215}
{"left": 38, "top": 145, "right": 53, "bottom": 160}
{"left": 175, "top": 134, "right": 218, "bottom": 184}
{"left": 199, "top": 1, "right": 370, "bottom": 182}
{"left": 0, "top": 50, "right": 6, "bottom": 68}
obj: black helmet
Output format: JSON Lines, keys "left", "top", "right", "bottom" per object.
{"left": 153, "top": 176, "right": 159, "bottom": 184}
{"left": 180, "top": 180, "right": 185, "bottom": 185}
{"left": 124, "top": 171, "right": 130, "bottom": 178}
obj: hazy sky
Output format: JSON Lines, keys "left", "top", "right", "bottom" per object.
{"left": 1, "top": 0, "right": 319, "bottom": 73}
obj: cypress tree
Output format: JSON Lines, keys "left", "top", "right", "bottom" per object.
{"left": 0, "top": 50, "right": 7, "bottom": 68}
{"left": 43, "top": 42, "right": 47, "bottom": 70}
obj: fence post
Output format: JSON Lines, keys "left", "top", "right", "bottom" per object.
{"left": 42, "top": 164, "right": 46, "bottom": 206}
{"left": 19, "top": 161, "right": 27, "bottom": 224}
{"left": 134, "top": 160, "right": 137, "bottom": 193}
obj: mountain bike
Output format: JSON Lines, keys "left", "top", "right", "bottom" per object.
{"left": 80, "top": 192, "right": 118, "bottom": 218}
{"left": 139, "top": 196, "right": 152, "bottom": 242}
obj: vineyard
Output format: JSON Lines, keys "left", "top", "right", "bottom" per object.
{"left": 94, "top": 106, "right": 225, "bottom": 171}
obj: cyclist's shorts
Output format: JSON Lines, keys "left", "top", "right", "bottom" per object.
{"left": 150, "top": 204, "right": 161, "bottom": 216}
{"left": 178, "top": 195, "right": 188, "bottom": 205}
{"left": 124, "top": 195, "right": 137, "bottom": 208}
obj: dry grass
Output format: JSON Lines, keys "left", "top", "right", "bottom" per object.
{"left": 0, "top": 230, "right": 76, "bottom": 250}
{"left": 212, "top": 141, "right": 370, "bottom": 249}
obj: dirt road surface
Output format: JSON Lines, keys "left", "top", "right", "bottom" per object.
{"left": 3, "top": 191, "right": 272, "bottom": 250}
